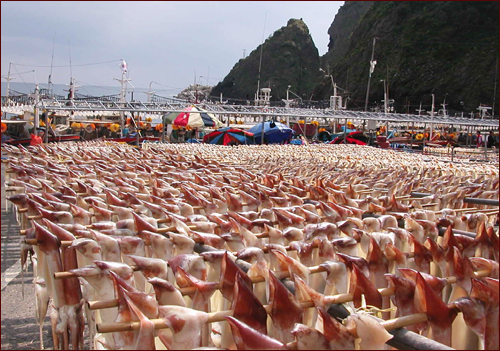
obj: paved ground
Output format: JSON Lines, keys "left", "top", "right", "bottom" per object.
{"left": 1, "top": 154, "right": 94, "bottom": 350}
{"left": 1, "top": 158, "right": 54, "bottom": 350}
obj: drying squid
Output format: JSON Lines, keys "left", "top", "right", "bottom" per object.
{"left": 345, "top": 312, "right": 393, "bottom": 350}
{"left": 5, "top": 142, "right": 499, "bottom": 351}
{"left": 34, "top": 277, "right": 50, "bottom": 349}
{"left": 224, "top": 316, "right": 287, "bottom": 350}
{"left": 158, "top": 305, "right": 209, "bottom": 349}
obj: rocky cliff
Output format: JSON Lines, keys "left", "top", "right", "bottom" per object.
{"left": 210, "top": 1, "right": 498, "bottom": 115}
{"left": 320, "top": 1, "right": 374, "bottom": 71}
{"left": 315, "top": 1, "right": 499, "bottom": 114}
{"left": 210, "top": 19, "right": 321, "bottom": 102}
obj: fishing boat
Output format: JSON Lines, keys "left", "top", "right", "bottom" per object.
{"left": 3, "top": 59, "right": 497, "bottom": 149}
{"left": 2, "top": 61, "right": 164, "bottom": 145}
{"left": 1, "top": 109, "right": 80, "bottom": 146}
{"left": 1, "top": 119, "right": 160, "bottom": 146}
{"left": 329, "top": 130, "right": 369, "bottom": 145}
{"left": 387, "top": 135, "right": 456, "bottom": 148}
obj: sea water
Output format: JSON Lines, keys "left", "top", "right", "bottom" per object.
{"left": 1, "top": 82, "right": 180, "bottom": 103}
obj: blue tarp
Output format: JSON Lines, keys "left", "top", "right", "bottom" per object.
{"left": 248, "top": 122, "right": 295, "bottom": 144}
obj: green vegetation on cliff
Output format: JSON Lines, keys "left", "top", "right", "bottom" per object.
{"left": 212, "top": 2, "right": 498, "bottom": 115}
{"left": 317, "top": 1, "right": 499, "bottom": 114}
{"left": 321, "top": 1, "right": 374, "bottom": 71}
{"left": 210, "top": 19, "right": 321, "bottom": 102}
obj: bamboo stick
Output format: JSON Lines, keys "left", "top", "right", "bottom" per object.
{"left": 356, "top": 189, "right": 388, "bottom": 194}
{"left": 86, "top": 260, "right": 489, "bottom": 311}
{"left": 40, "top": 238, "right": 409, "bottom": 280}
{"left": 459, "top": 209, "right": 499, "bottom": 216}
{"left": 54, "top": 265, "right": 139, "bottom": 280}
{"left": 27, "top": 215, "right": 46, "bottom": 220}
{"left": 26, "top": 223, "right": 267, "bottom": 249}
{"left": 5, "top": 187, "right": 27, "bottom": 192}
{"left": 376, "top": 313, "right": 428, "bottom": 338}
{"left": 420, "top": 202, "right": 439, "bottom": 208}
{"left": 23, "top": 201, "right": 318, "bottom": 222}
{"left": 20, "top": 205, "right": 332, "bottom": 236}
{"left": 95, "top": 269, "right": 491, "bottom": 334}
{"left": 394, "top": 195, "right": 412, "bottom": 200}
{"left": 435, "top": 207, "right": 477, "bottom": 213}
{"left": 399, "top": 197, "right": 433, "bottom": 202}
{"left": 25, "top": 212, "right": 186, "bottom": 221}
{"left": 17, "top": 221, "right": 260, "bottom": 236}
{"left": 94, "top": 288, "right": 475, "bottom": 335}
{"left": 19, "top": 222, "right": 200, "bottom": 235}
{"left": 477, "top": 210, "right": 499, "bottom": 216}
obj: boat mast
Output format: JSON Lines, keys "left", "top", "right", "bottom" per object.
{"left": 48, "top": 33, "right": 56, "bottom": 97}
{"left": 364, "top": 37, "right": 378, "bottom": 111}
{"left": 416, "top": 102, "right": 425, "bottom": 115}
{"left": 492, "top": 55, "right": 498, "bottom": 116}
{"left": 194, "top": 70, "right": 198, "bottom": 104}
{"left": 284, "top": 85, "right": 292, "bottom": 126}
{"left": 429, "top": 94, "right": 435, "bottom": 141}
{"left": 430, "top": 94, "right": 435, "bottom": 116}
{"left": 382, "top": 79, "right": 388, "bottom": 114}
{"left": 145, "top": 81, "right": 156, "bottom": 103}
{"left": 65, "top": 40, "right": 80, "bottom": 105}
{"left": 255, "top": 11, "right": 267, "bottom": 106}
{"left": 320, "top": 68, "right": 343, "bottom": 111}
{"left": 33, "top": 83, "right": 40, "bottom": 135}
{"left": 65, "top": 77, "right": 80, "bottom": 106}
{"left": 114, "top": 59, "right": 131, "bottom": 137}
{"left": 3, "top": 63, "right": 14, "bottom": 103}
{"left": 441, "top": 94, "right": 448, "bottom": 117}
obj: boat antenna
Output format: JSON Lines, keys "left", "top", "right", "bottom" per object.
{"left": 416, "top": 102, "right": 425, "bottom": 115}
{"left": 430, "top": 94, "right": 435, "bottom": 117}
{"left": 492, "top": 54, "right": 498, "bottom": 116}
{"left": 126, "top": 69, "right": 135, "bottom": 101}
{"left": 114, "top": 59, "right": 132, "bottom": 137}
{"left": 441, "top": 94, "right": 448, "bottom": 117}
{"left": 194, "top": 69, "right": 198, "bottom": 103}
{"left": 3, "top": 62, "right": 14, "bottom": 101}
{"left": 3, "top": 66, "right": 35, "bottom": 103}
{"left": 67, "top": 40, "right": 74, "bottom": 99}
{"left": 65, "top": 41, "right": 80, "bottom": 102}
{"left": 255, "top": 10, "right": 267, "bottom": 105}
{"left": 364, "top": 37, "right": 378, "bottom": 111}
{"left": 68, "top": 39, "right": 73, "bottom": 80}
{"left": 48, "top": 33, "right": 56, "bottom": 96}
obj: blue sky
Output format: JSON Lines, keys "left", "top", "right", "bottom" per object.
{"left": 1, "top": 1, "right": 343, "bottom": 94}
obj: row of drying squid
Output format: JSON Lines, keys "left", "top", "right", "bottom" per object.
{"left": 2, "top": 141, "right": 499, "bottom": 350}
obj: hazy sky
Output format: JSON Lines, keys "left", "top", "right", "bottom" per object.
{"left": 1, "top": 1, "right": 343, "bottom": 95}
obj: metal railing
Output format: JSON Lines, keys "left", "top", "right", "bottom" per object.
{"left": 2, "top": 94, "right": 499, "bottom": 129}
